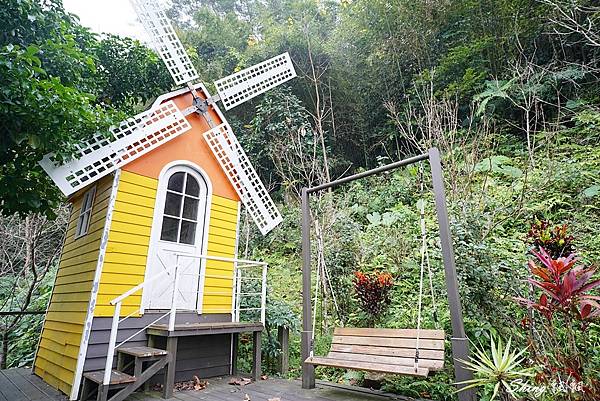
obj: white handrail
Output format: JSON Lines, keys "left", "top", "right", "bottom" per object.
{"left": 102, "top": 252, "right": 268, "bottom": 386}
{"left": 110, "top": 269, "right": 169, "bottom": 305}
{"left": 175, "top": 253, "right": 268, "bottom": 266}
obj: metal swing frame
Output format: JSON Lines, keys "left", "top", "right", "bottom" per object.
{"left": 300, "top": 147, "right": 477, "bottom": 401}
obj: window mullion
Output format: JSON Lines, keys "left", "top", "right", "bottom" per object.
{"left": 176, "top": 173, "right": 188, "bottom": 243}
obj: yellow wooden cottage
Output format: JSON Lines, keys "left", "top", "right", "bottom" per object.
{"left": 34, "top": 2, "right": 295, "bottom": 398}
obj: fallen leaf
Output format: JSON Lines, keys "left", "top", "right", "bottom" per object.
{"left": 229, "top": 377, "right": 252, "bottom": 386}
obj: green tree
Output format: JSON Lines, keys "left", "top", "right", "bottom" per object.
{"left": 0, "top": 0, "right": 171, "bottom": 216}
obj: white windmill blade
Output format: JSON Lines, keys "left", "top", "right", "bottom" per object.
{"left": 214, "top": 52, "right": 297, "bottom": 110}
{"left": 130, "top": 0, "right": 199, "bottom": 86}
{"left": 40, "top": 101, "right": 191, "bottom": 197}
{"left": 203, "top": 123, "right": 283, "bottom": 235}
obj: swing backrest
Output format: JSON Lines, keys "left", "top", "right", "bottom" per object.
{"left": 327, "top": 327, "right": 446, "bottom": 372}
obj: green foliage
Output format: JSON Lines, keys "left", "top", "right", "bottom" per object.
{"left": 0, "top": 0, "right": 171, "bottom": 216}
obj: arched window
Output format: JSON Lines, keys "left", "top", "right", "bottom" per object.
{"left": 159, "top": 170, "right": 202, "bottom": 245}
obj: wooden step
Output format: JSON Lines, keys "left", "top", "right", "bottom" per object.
{"left": 83, "top": 370, "right": 136, "bottom": 385}
{"left": 117, "top": 346, "right": 168, "bottom": 358}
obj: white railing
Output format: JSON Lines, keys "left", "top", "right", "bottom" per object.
{"left": 102, "top": 253, "right": 267, "bottom": 385}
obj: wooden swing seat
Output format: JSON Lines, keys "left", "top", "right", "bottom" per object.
{"left": 305, "top": 327, "right": 445, "bottom": 377}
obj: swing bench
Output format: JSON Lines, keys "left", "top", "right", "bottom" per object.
{"left": 305, "top": 327, "right": 445, "bottom": 376}
{"left": 305, "top": 162, "right": 446, "bottom": 378}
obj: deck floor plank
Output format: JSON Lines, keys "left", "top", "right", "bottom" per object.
{"left": 0, "top": 368, "right": 417, "bottom": 401}
{"left": 19, "top": 370, "right": 65, "bottom": 399}
{"left": 2, "top": 369, "right": 48, "bottom": 401}
{"left": 0, "top": 369, "right": 28, "bottom": 400}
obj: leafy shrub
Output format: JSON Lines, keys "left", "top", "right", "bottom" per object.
{"left": 526, "top": 220, "right": 575, "bottom": 259}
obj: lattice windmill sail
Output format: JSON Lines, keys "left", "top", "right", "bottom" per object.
{"left": 214, "top": 52, "right": 296, "bottom": 110}
{"left": 130, "top": 0, "right": 199, "bottom": 86}
{"left": 204, "top": 123, "right": 283, "bottom": 235}
{"left": 40, "top": 101, "right": 191, "bottom": 196}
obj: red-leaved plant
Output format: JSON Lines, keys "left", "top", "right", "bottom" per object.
{"left": 515, "top": 246, "right": 600, "bottom": 399}
{"left": 515, "top": 248, "right": 600, "bottom": 323}
{"left": 353, "top": 271, "right": 394, "bottom": 325}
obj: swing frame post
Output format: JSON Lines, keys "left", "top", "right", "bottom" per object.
{"left": 300, "top": 148, "right": 476, "bottom": 401}
{"left": 429, "top": 148, "right": 476, "bottom": 401}
{"left": 301, "top": 187, "right": 315, "bottom": 389}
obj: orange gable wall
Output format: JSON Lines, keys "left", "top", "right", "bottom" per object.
{"left": 123, "top": 89, "right": 240, "bottom": 201}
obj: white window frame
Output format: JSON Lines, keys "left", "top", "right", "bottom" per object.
{"left": 75, "top": 186, "right": 96, "bottom": 239}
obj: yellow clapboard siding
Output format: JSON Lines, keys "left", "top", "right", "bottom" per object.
{"left": 211, "top": 203, "right": 238, "bottom": 215}
{"left": 203, "top": 196, "right": 239, "bottom": 314}
{"left": 118, "top": 179, "right": 158, "bottom": 198}
{"left": 210, "top": 209, "right": 238, "bottom": 223}
{"left": 106, "top": 241, "right": 151, "bottom": 255}
{"left": 116, "top": 191, "right": 155, "bottom": 208}
{"left": 101, "top": 262, "right": 146, "bottom": 274}
{"left": 212, "top": 195, "right": 238, "bottom": 209}
{"left": 48, "top": 301, "right": 90, "bottom": 313}
{"left": 204, "top": 277, "right": 234, "bottom": 287}
{"left": 112, "top": 210, "right": 153, "bottom": 227}
{"left": 50, "top": 292, "right": 93, "bottom": 303}
{"left": 58, "top": 248, "right": 106, "bottom": 268}
{"left": 108, "top": 231, "right": 150, "bottom": 246}
{"left": 95, "top": 171, "right": 158, "bottom": 318}
{"left": 45, "top": 310, "right": 88, "bottom": 325}
{"left": 207, "top": 225, "right": 238, "bottom": 238}
{"left": 205, "top": 259, "right": 236, "bottom": 270}
{"left": 120, "top": 170, "right": 158, "bottom": 189}
{"left": 208, "top": 218, "right": 237, "bottom": 231}
{"left": 54, "top": 270, "right": 96, "bottom": 286}
{"left": 103, "top": 252, "right": 148, "bottom": 266}
{"left": 52, "top": 282, "right": 95, "bottom": 295}
{"left": 65, "top": 216, "right": 107, "bottom": 240}
{"left": 110, "top": 220, "right": 153, "bottom": 236}
{"left": 207, "top": 242, "right": 235, "bottom": 255}
{"left": 112, "top": 201, "right": 154, "bottom": 220}
{"left": 39, "top": 336, "right": 82, "bottom": 356}
{"left": 55, "top": 261, "right": 98, "bottom": 278}
{"left": 61, "top": 229, "right": 104, "bottom": 254}
{"left": 207, "top": 233, "right": 236, "bottom": 247}
{"left": 99, "top": 272, "right": 146, "bottom": 286}
{"left": 35, "top": 174, "right": 114, "bottom": 395}
{"left": 43, "top": 320, "right": 85, "bottom": 334}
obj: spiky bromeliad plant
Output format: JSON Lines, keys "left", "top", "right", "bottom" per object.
{"left": 456, "top": 335, "right": 534, "bottom": 401}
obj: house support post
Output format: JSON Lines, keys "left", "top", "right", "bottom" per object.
{"left": 163, "top": 337, "right": 177, "bottom": 399}
{"left": 252, "top": 331, "right": 262, "bottom": 381}
{"left": 428, "top": 148, "right": 476, "bottom": 401}
{"left": 300, "top": 188, "right": 315, "bottom": 389}
{"left": 277, "top": 326, "right": 289, "bottom": 375}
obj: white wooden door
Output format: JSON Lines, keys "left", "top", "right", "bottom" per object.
{"left": 143, "top": 164, "right": 211, "bottom": 311}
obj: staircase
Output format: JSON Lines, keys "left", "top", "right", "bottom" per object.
{"left": 80, "top": 346, "right": 170, "bottom": 401}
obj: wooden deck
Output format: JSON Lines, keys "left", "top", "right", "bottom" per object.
{"left": 0, "top": 368, "right": 412, "bottom": 401}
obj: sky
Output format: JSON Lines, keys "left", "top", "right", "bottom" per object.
{"left": 62, "top": 0, "right": 146, "bottom": 40}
